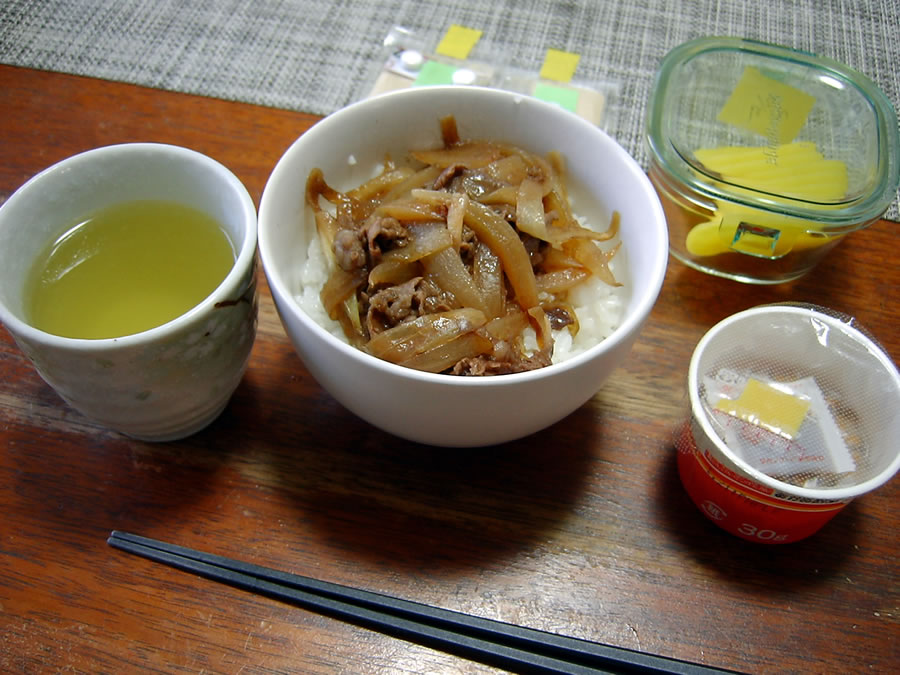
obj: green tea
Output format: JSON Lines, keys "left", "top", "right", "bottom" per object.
{"left": 26, "top": 199, "right": 235, "bottom": 339}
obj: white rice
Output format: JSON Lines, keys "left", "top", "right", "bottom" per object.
{"left": 296, "top": 217, "right": 626, "bottom": 364}
{"left": 297, "top": 235, "right": 349, "bottom": 342}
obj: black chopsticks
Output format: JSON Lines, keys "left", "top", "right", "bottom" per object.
{"left": 108, "top": 531, "right": 737, "bottom": 674}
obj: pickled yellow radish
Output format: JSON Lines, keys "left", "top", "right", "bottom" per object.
{"left": 693, "top": 142, "right": 848, "bottom": 202}
{"left": 685, "top": 206, "right": 843, "bottom": 258}
{"left": 685, "top": 143, "right": 849, "bottom": 257}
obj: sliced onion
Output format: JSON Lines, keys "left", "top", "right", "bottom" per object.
{"left": 375, "top": 200, "right": 445, "bottom": 222}
{"left": 305, "top": 168, "right": 340, "bottom": 206}
{"left": 446, "top": 192, "right": 467, "bottom": 250}
{"left": 398, "top": 332, "right": 494, "bottom": 373}
{"left": 535, "top": 267, "right": 591, "bottom": 294}
{"left": 347, "top": 167, "right": 416, "bottom": 203}
{"left": 421, "top": 247, "right": 490, "bottom": 315}
{"left": 527, "top": 305, "right": 554, "bottom": 353}
{"left": 410, "top": 141, "right": 506, "bottom": 169}
{"left": 546, "top": 210, "right": 620, "bottom": 245}
{"left": 463, "top": 200, "right": 540, "bottom": 310}
{"left": 473, "top": 241, "right": 504, "bottom": 318}
{"left": 439, "top": 115, "right": 460, "bottom": 146}
{"left": 515, "top": 149, "right": 554, "bottom": 187}
{"left": 482, "top": 311, "right": 529, "bottom": 341}
{"left": 546, "top": 151, "right": 567, "bottom": 181}
{"left": 311, "top": 210, "right": 339, "bottom": 265}
{"left": 369, "top": 259, "right": 420, "bottom": 287}
{"left": 543, "top": 188, "right": 578, "bottom": 232}
{"left": 484, "top": 154, "right": 528, "bottom": 185}
{"left": 479, "top": 186, "right": 517, "bottom": 206}
{"left": 515, "top": 178, "right": 549, "bottom": 240}
{"left": 366, "top": 308, "right": 487, "bottom": 363}
{"left": 409, "top": 188, "right": 452, "bottom": 205}
{"left": 561, "top": 238, "right": 622, "bottom": 287}
{"left": 341, "top": 293, "right": 365, "bottom": 342}
{"left": 320, "top": 267, "right": 366, "bottom": 321}
{"left": 540, "top": 246, "right": 582, "bottom": 271}
{"left": 382, "top": 165, "right": 443, "bottom": 203}
{"left": 381, "top": 222, "right": 452, "bottom": 263}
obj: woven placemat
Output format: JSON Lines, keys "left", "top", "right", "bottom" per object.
{"left": 2, "top": 0, "right": 898, "bottom": 219}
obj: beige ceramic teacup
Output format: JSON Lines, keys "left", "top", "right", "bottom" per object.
{"left": 0, "top": 143, "right": 258, "bottom": 441}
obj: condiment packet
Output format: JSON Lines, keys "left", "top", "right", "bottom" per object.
{"left": 702, "top": 368, "right": 856, "bottom": 483}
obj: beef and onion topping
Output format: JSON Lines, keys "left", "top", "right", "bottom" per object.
{"left": 302, "top": 115, "right": 624, "bottom": 375}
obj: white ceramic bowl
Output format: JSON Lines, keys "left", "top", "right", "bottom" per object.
{"left": 259, "top": 86, "right": 668, "bottom": 447}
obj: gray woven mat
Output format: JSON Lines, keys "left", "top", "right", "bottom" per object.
{"left": 2, "top": 0, "right": 898, "bottom": 219}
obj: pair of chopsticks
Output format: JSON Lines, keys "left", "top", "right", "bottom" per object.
{"left": 108, "top": 531, "right": 736, "bottom": 674}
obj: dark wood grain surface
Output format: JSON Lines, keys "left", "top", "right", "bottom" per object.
{"left": 1, "top": 64, "right": 897, "bottom": 674}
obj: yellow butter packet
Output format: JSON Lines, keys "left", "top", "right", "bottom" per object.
{"left": 715, "top": 378, "right": 811, "bottom": 439}
{"left": 718, "top": 67, "right": 816, "bottom": 144}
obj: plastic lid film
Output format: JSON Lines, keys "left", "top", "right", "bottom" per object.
{"left": 690, "top": 304, "right": 900, "bottom": 496}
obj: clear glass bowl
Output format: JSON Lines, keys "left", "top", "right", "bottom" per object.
{"left": 646, "top": 37, "right": 899, "bottom": 284}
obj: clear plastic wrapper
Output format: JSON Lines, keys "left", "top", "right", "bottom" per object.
{"left": 359, "top": 26, "right": 618, "bottom": 128}
{"left": 688, "top": 303, "right": 899, "bottom": 492}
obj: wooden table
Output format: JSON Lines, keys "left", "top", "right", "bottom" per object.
{"left": 1, "top": 64, "right": 897, "bottom": 674}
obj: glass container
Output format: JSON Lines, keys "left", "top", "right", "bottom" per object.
{"left": 647, "top": 37, "right": 899, "bottom": 284}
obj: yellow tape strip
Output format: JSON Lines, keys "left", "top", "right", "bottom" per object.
{"left": 435, "top": 24, "right": 483, "bottom": 60}
{"left": 717, "top": 66, "right": 816, "bottom": 144}
{"left": 539, "top": 48, "right": 580, "bottom": 83}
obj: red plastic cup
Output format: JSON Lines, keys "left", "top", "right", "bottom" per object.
{"left": 676, "top": 305, "right": 900, "bottom": 544}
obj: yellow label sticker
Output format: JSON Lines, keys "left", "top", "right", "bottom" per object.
{"left": 435, "top": 24, "right": 483, "bottom": 60}
{"left": 539, "top": 48, "right": 581, "bottom": 83}
{"left": 715, "top": 378, "right": 811, "bottom": 439}
{"left": 717, "top": 67, "right": 816, "bottom": 144}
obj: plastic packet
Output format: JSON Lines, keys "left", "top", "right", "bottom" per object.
{"left": 368, "top": 27, "right": 497, "bottom": 96}
{"left": 360, "top": 26, "right": 618, "bottom": 128}
{"left": 702, "top": 369, "right": 857, "bottom": 486}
